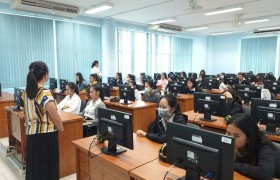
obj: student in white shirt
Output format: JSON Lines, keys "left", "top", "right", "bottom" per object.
{"left": 91, "top": 60, "right": 102, "bottom": 80}
{"left": 79, "top": 85, "right": 106, "bottom": 122}
{"left": 219, "top": 72, "right": 228, "bottom": 91}
{"left": 58, "top": 82, "right": 81, "bottom": 114}
{"left": 255, "top": 77, "right": 271, "bottom": 100}
{"left": 129, "top": 81, "right": 141, "bottom": 101}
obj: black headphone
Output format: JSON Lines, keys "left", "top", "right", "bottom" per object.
{"left": 158, "top": 143, "right": 168, "bottom": 163}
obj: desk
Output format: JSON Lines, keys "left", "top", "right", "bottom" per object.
{"left": 177, "top": 94, "right": 194, "bottom": 112}
{"left": 51, "top": 90, "right": 89, "bottom": 103}
{"left": 130, "top": 159, "right": 251, "bottom": 180}
{"left": 5, "top": 108, "right": 83, "bottom": 178}
{"left": 72, "top": 134, "right": 161, "bottom": 180}
{"left": 104, "top": 100, "right": 157, "bottom": 132}
{"left": 202, "top": 89, "right": 224, "bottom": 94}
{"left": 0, "top": 92, "right": 14, "bottom": 138}
{"left": 110, "top": 87, "right": 120, "bottom": 97}
{"left": 183, "top": 110, "right": 280, "bottom": 142}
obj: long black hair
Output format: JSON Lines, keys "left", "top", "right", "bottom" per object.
{"left": 187, "top": 78, "right": 197, "bottom": 89}
{"left": 200, "top": 69, "right": 206, "bottom": 78}
{"left": 227, "top": 114, "right": 275, "bottom": 165}
{"left": 162, "top": 72, "right": 167, "bottom": 79}
{"left": 26, "top": 61, "right": 49, "bottom": 99}
{"left": 145, "top": 79, "right": 156, "bottom": 89}
{"left": 91, "top": 85, "right": 104, "bottom": 101}
{"left": 160, "top": 94, "right": 181, "bottom": 113}
{"left": 116, "top": 72, "right": 122, "bottom": 81}
{"left": 76, "top": 72, "right": 85, "bottom": 86}
{"left": 91, "top": 60, "right": 99, "bottom": 68}
{"left": 181, "top": 71, "right": 187, "bottom": 78}
{"left": 67, "top": 82, "right": 79, "bottom": 95}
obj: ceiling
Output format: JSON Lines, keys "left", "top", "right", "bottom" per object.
{"left": 2, "top": 0, "right": 280, "bottom": 35}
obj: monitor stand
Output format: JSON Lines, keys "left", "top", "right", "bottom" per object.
{"left": 262, "top": 123, "right": 280, "bottom": 135}
{"left": 101, "top": 138, "right": 127, "bottom": 156}
{"left": 199, "top": 112, "right": 217, "bottom": 122}
{"left": 177, "top": 167, "right": 201, "bottom": 180}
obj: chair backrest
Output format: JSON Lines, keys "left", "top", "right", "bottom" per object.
{"left": 80, "top": 100, "right": 87, "bottom": 113}
{"left": 272, "top": 142, "right": 280, "bottom": 178}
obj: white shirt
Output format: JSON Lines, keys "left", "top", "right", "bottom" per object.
{"left": 261, "top": 88, "right": 271, "bottom": 100}
{"left": 162, "top": 113, "right": 175, "bottom": 131}
{"left": 134, "top": 89, "right": 142, "bottom": 101}
{"left": 219, "top": 82, "right": 227, "bottom": 91}
{"left": 58, "top": 93, "right": 81, "bottom": 114}
{"left": 84, "top": 98, "right": 105, "bottom": 120}
{"left": 91, "top": 66, "right": 102, "bottom": 77}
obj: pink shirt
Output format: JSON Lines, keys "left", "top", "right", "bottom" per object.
{"left": 157, "top": 79, "right": 168, "bottom": 89}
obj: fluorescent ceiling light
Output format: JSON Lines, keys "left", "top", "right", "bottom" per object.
{"left": 185, "top": 26, "right": 209, "bottom": 31}
{"left": 204, "top": 7, "right": 242, "bottom": 16}
{"left": 211, "top": 32, "right": 233, "bottom": 36}
{"left": 258, "top": 26, "right": 280, "bottom": 31}
{"left": 85, "top": 2, "right": 113, "bottom": 14}
{"left": 149, "top": 18, "right": 176, "bottom": 25}
{"left": 244, "top": 19, "right": 269, "bottom": 24}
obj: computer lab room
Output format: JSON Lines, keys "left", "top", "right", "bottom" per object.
{"left": 0, "top": 0, "right": 280, "bottom": 180}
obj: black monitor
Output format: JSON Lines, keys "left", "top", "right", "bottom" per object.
{"left": 168, "top": 72, "right": 174, "bottom": 78}
{"left": 49, "top": 78, "right": 57, "bottom": 90}
{"left": 59, "top": 79, "right": 68, "bottom": 92}
{"left": 143, "top": 75, "right": 152, "bottom": 80}
{"left": 0, "top": 83, "right": 2, "bottom": 98}
{"left": 225, "top": 73, "right": 236, "bottom": 77}
{"left": 120, "top": 86, "right": 135, "bottom": 103}
{"left": 166, "top": 122, "right": 235, "bottom": 180}
{"left": 235, "top": 85, "right": 261, "bottom": 104}
{"left": 226, "top": 77, "right": 237, "bottom": 86}
{"left": 98, "top": 108, "right": 133, "bottom": 156}
{"left": 175, "top": 72, "right": 181, "bottom": 76}
{"left": 107, "top": 77, "right": 116, "bottom": 87}
{"left": 101, "top": 83, "right": 110, "bottom": 97}
{"left": 258, "top": 73, "right": 275, "bottom": 81}
{"left": 251, "top": 98, "right": 280, "bottom": 135}
{"left": 244, "top": 74, "right": 256, "bottom": 83}
{"left": 202, "top": 78, "right": 219, "bottom": 90}
{"left": 194, "top": 92, "right": 226, "bottom": 122}
{"left": 154, "top": 73, "right": 161, "bottom": 82}
{"left": 188, "top": 72, "right": 197, "bottom": 79}
{"left": 130, "top": 75, "right": 136, "bottom": 81}
{"left": 204, "top": 75, "right": 216, "bottom": 78}
{"left": 168, "top": 81, "right": 185, "bottom": 96}
{"left": 13, "top": 87, "right": 24, "bottom": 111}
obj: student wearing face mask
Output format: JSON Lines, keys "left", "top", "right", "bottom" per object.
{"left": 255, "top": 78, "right": 271, "bottom": 100}
{"left": 143, "top": 79, "right": 161, "bottom": 104}
{"left": 129, "top": 81, "right": 141, "bottom": 101}
{"left": 219, "top": 72, "right": 228, "bottom": 91}
{"left": 226, "top": 114, "right": 280, "bottom": 180}
{"left": 136, "top": 94, "right": 187, "bottom": 143}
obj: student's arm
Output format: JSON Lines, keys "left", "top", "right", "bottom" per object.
{"left": 46, "top": 101, "right": 64, "bottom": 131}
{"left": 63, "top": 96, "right": 81, "bottom": 113}
{"left": 57, "top": 97, "right": 66, "bottom": 110}
{"left": 146, "top": 118, "right": 166, "bottom": 143}
{"left": 234, "top": 145, "right": 275, "bottom": 180}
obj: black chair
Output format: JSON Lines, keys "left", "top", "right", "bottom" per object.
{"left": 83, "top": 122, "right": 98, "bottom": 138}
{"left": 79, "top": 100, "right": 87, "bottom": 113}
{"left": 273, "top": 142, "right": 280, "bottom": 178}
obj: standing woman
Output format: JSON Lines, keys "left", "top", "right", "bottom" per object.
{"left": 22, "top": 61, "right": 64, "bottom": 180}
{"left": 91, "top": 60, "right": 102, "bottom": 82}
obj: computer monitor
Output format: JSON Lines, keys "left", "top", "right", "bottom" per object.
{"left": 59, "top": 79, "right": 68, "bottom": 92}
{"left": 258, "top": 73, "right": 275, "bottom": 81}
{"left": 49, "top": 78, "right": 57, "bottom": 90}
{"left": 101, "top": 83, "right": 110, "bottom": 97}
{"left": 120, "top": 86, "right": 135, "bottom": 103}
{"left": 168, "top": 72, "right": 174, "bottom": 78}
{"left": 225, "top": 73, "right": 236, "bottom": 77}
{"left": 0, "top": 83, "right": 2, "bottom": 98}
{"left": 244, "top": 74, "right": 256, "bottom": 83}
{"left": 154, "top": 73, "right": 161, "bottom": 82}
{"left": 13, "top": 87, "right": 24, "bottom": 111}
{"left": 251, "top": 98, "right": 280, "bottom": 135}
{"left": 194, "top": 92, "right": 226, "bottom": 122}
{"left": 98, "top": 108, "right": 133, "bottom": 156}
{"left": 107, "top": 77, "right": 116, "bottom": 87}
{"left": 188, "top": 72, "right": 197, "bottom": 79}
{"left": 130, "top": 75, "right": 136, "bottom": 81}
{"left": 226, "top": 77, "right": 237, "bottom": 86}
{"left": 168, "top": 81, "right": 185, "bottom": 96}
{"left": 175, "top": 72, "right": 181, "bottom": 76}
{"left": 143, "top": 75, "right": 152, "bottom": 80}
{"left": 166, "top": 122, "right": 235, "bottom": 180}
{"left": 204, "top": 75, "right": 216, "bottom": 78}
{"left": 202, "top": 78, "right": 219, "bottom": 90}
{"left": 235, "top": 85, "right": 261, "bottom": 104}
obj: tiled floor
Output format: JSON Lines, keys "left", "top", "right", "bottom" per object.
{"left": 0, "top": 138, "right": 76, "bottom": 180}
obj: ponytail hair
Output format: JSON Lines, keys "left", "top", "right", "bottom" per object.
{"left": 91, "top": 60, "right": 99, "bottom": 68}
{"left": 26, "top": 61, "right": 49, "bottom": 99}
{"left": 67, "top": 82, "right": 79, "bottom": 95}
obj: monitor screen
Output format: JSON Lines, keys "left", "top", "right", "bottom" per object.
{"left": 101, "top": 83, "right": 110, "bottom": 97}
{"left": 59, "top": 79, "right": 68, "bottom": 92}
{"left": 107, "top": 77, "right": 116, "bottom": 87}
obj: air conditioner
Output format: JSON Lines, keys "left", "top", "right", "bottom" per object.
{"left": 253, "top": 28, "right": 280, "bottom": 34}
{"left": 148, "top": 23, "right": 182, "bottom": 33}
{"left": 11, "top": 0, "right": 79, "bottom": 18}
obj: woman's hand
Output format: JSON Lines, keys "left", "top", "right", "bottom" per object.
{"left": 136, "top": 130, "right": 147, "bottom": 137}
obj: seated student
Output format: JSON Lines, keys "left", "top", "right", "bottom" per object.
{"left": 124, "top": 74, "right": 133, "bottom": 85}
{"left": 157, "top": 72, "right": 168, "bottom": 90}
{"left": 87, "top": 73, "right": 98, "bottom": 92}
{"left": 129, "top": 81, "right": 141, "bottom": 101}
{"left": 223, "top": 89, "right": 243, "bottom": 116}
{"left": 199, "top": 69, "right": 206, "bottom": 80}
{"left": 238, "top": 73, "right": 250, "bottom": 85}
{"left": 139, "top": 72, "right": 145, "bottom": 85}
{"left": 255, "top": 77, "right": 271, "bottom": 100}
{"left": 75, "top": 72, "right": 87, "bottom": 91}
{"left": 218, "top": 72, "right": 228, "bottom": 91}
{"left": 58, "top": 82, "right": 81, "bottom": 114}
{"left": 136, "top": 94, "right": 187, "bottom": 143}
{"left": 180, "top": 71, "right": 187, "bottom": 78}
{"left": 115, "top": 72, "right": 123, "bottom": 85}
{"left": 143, "top": 79, "right": 161, "bottom": 104}
{"left": 182, "top": 78, "right": 202, "bottom": 94}
{"left": 79, "top": 85, "right": 106, "bottom": 123}
{"left": 226, "top": 114, "right": 279, "bottom": 180}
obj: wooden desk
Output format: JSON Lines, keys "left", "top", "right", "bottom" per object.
{"left": 104, "top": 100, "right": 157, "bottom": 132}
{"left": 110, "top": 87, "right": 120, "bottom": 97}
{"left": 130, "top": 159, "right": 251, "bottom": 180}
{"left": 177, "top": 94, "right": 194, "bottom": 112}
{"left": 72, "top": 134, "right": 162, "bottom": 180}
{"left": 183, "top": 110, "right": 280, "bottom": 142}
{"left": 51, "top": 90, "right": 89, "bottom": 103}
{"left": 202, "top": 89, "right": 224, "bottom": 94}
{"left": 0, "top": 92, "right": 14, "bottom": 138}
{"left": 5, "top": 108, "right": 83, "bottom": 178}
